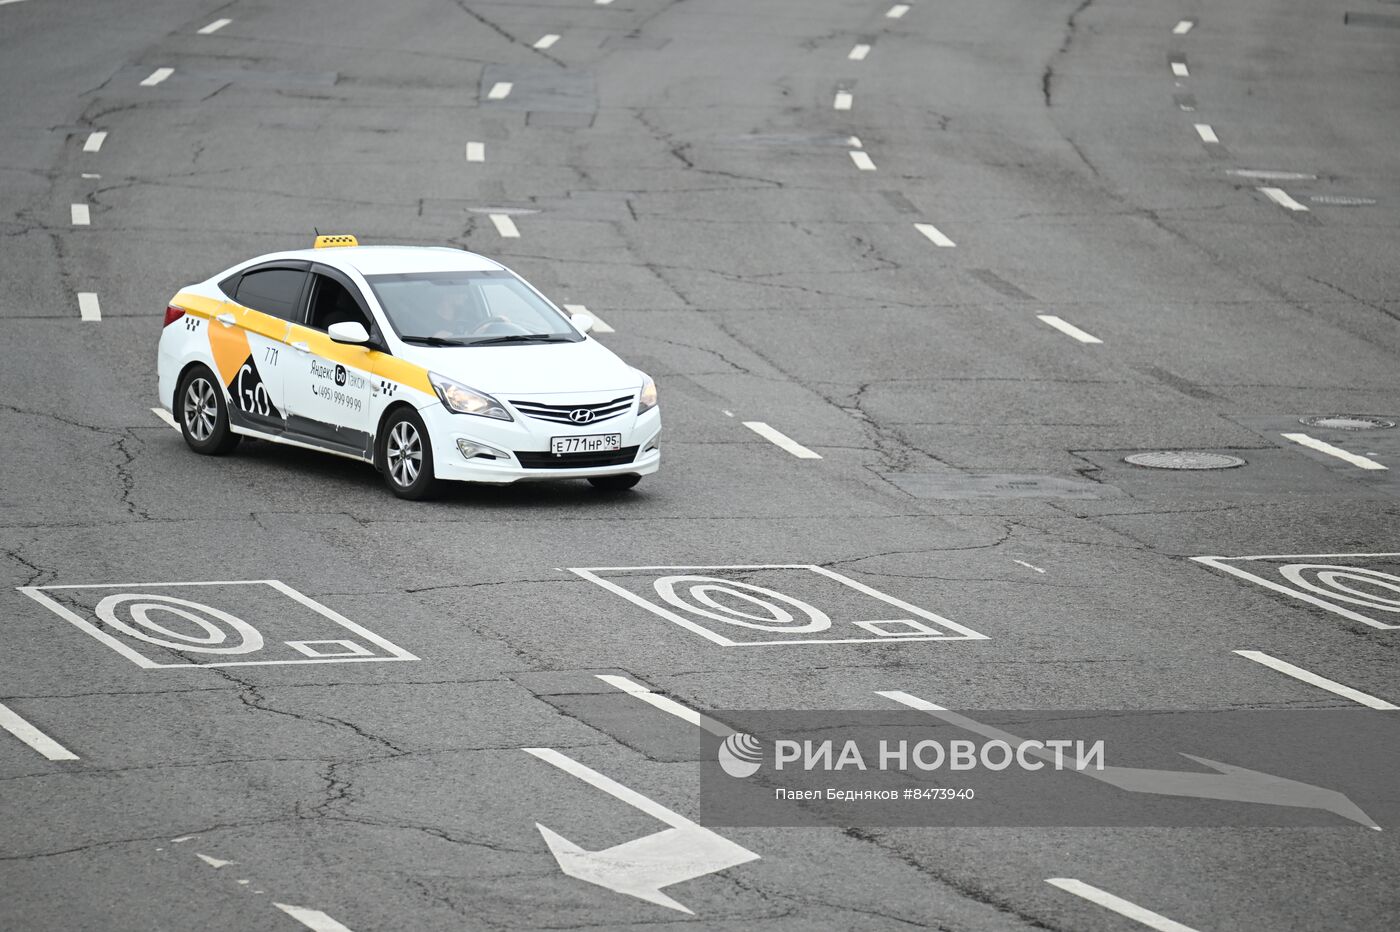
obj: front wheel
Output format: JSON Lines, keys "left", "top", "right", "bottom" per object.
{"left": 177, "top": 365, "right": 240, "bottom": 455}
{"left": 379, "top": 407, "right": 442, "bottom": 500}
{"left": 588, "top": 474, "right": 641, "bottom": 491}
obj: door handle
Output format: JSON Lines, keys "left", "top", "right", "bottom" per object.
{"left": 291, "top": 342, "right": 310, "bottom": 354}
{"left": 215, "top": 313, "right": 235, "bottom": 327}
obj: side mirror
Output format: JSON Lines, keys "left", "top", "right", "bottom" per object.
{"left": 570, "top": 312, "right": 596, "bottom": 335}
{"left": 328, "top": 321, "right": 370, "bottom": 345}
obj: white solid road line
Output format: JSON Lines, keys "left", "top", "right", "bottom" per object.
{"left": 1194, "top": 123, "right": 1218, "bottom": 144}
{"left": 1013, "top": 559, "right": 1046, "bottom": 574}
{"left": 595, "top": 0, "right": 614, "bottom": 5}
{"left": 488, "top": 213, "right": 520, "bottom": 238}
{"left": 1282, "top": 432, "right": 1387, "bottom": 470}
{"left": 534, "top": 33, "right": 560, "bottom": 49}
{"left": 152, "top": 407, "right": 179, "bottom": 430}
{"left": 848, "top": 44, "right": 871, "bottom": 61}
{"left": 887, "top": 4, "right": 910, "bottom": 18}
{"left": 833, "top": 91, "right": 853, "bottom": 110}
{"left": 562, "top": 303, "right": 614, "bottom": 333}
{"left": 70, "top": 204, "right": 90, "bottom": 226}
{"left": 1171, "top": 61, "right": 1189, "bottom": 77}
{"left": 1234, "top": 650, "right": 1398, "bottom": 710}
{"left": 1038, "top": 314, "right": 1103, "bottom": 344}
{"left": 140, "top": 67, "right": 174, "bottom": 87}
{"left": 77, "top": 292, "right": 100, "bottom": 322}
{"left": 849, "top": 150, "right": 876, "bottom": 171}
{"left": 196, "top": 853, "right": 233, "bottom": 868}
{"left": 0, "top": 702, "right": 79, "bottom": 761}
{"left": 1258, "top": 186, "right": 1309, "bottom": 212}
{"left": 487, "top": 81, "right": 513, "bottom": 100}
{"left": 274, "top": 903, "right": 356, "bottom": 932}
{"left": 197, "top": 18, "right": 231, "bottom": 34}
{"left": 0, "top": 0, "right": 31, "bottom": 6}
{"left": 596, "top": 674, "right": 734, "bottom": 737}
{"left": 914, "top": 222, "right": 955, "bottom": 247}
{"left": 1173, "top": 20, "right": 1194, "bottom": 35}
{"left": 743, "top": 421, "right": 822, "bottom": 459}
{"left": 465, "top": 141, "right": 485, "bottom": 162}
{"left": 82, "top": 131, "right": 106, "bottom": 152}
{"left": 1047, "top": 879, "right": 1200, "bottom": 932}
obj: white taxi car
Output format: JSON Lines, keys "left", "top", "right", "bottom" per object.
{"left": 156, "top": 236, "right": 660, "bottom": 499}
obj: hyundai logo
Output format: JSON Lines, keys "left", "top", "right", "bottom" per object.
{"left": 569, "top": 409, "right": 595, "bottom": 424}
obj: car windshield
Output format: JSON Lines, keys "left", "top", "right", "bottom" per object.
{"left": 364, "top": 270, "right": 582, "bottom": 345}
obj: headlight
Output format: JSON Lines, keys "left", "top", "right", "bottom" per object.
{"left": 430, "top": 373, "right": 512, "bottom": 421}
{"left": 638, "top": 375, "right": 658, "bottom": 414}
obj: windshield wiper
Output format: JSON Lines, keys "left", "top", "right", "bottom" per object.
{"left": 468, "top": 334, "right": 575, "bottom": 346}
{"left": 400, "top": 335, "right": 474, "bottom": 346}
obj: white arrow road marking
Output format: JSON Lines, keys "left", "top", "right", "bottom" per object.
{"left": 523, "top": 747, "right": 759, "bottom": 914}
{"left": 274, "top": 903, "right": 356, "bottom": 932}
{"left": 1047, "top": 878, "right": 1201, "bottom": 932}
{"left": 1234, "top": 650, "right": 1398, "bottom": 710}
{"left": 595, "top": 675, "right": 734, "bottom": 737}
{"left": 196, "top": 853, "right": 233, "bottom": 868}
{"left": 1282, "top": 433, "right": 1387, "bottom": 470}
{"left": 878, "top": 690, "right": 1380, "bottom": 828}
{"left": 0, "top": 702, "right": 78, "bottom": 761}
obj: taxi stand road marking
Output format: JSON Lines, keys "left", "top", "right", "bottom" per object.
{"left": 1038, "top": 314, "right": 1102, "bottom": 344}
{"left": 1192, "top": 555, "right": 1400, "bottom": 631}
{"left": 914, "top": 222, "right": 955, "bottom": 247}
{"left": 77, "top": 292, "right": 100, "bottom": 322}
{"left": 197, "top": 18, "right": 231, "bottom": 34}
{"left": 274, "top": 903, "right": 357, "bottom": 932}
{"left": 561, "top": 303, "right": 614, "bottom": 333}
{"left": 534, "top": 34, "right": 560, "bottom": 49}
{"left": 140, "top": 67, "right": 174, "bottom": 87}
{"left": 1282, "top": 433, "right": 1387, "bottom": 470}
{"left": 465, "top": 141, "right": 485, "bottom": 162}
{"left": 743, "top": 421, "right": 821, "bottom": 458}
{"left": 487, "top": 81, "right": 513, "bottom": 100}
{"left": 70, "top": 204, "right": 89, "bottom": 226}
{"left": 152, "top": 407, "right": 179, "bottom": 430}
{"left": 1046, "top": 879, "right": 1201, "bottom": 932}
{"left": 849, "top": 150, "right": 877, "bottom": 171}
{"left": 82, "top": 131, "right": 106, "bottom": 152}
{"left": 595, "top": 674, "right": 734, "bottom": 737}
{"left": 0, "top": 702, "right": 79, "bottom": 761}
{"left": 1234, "top": 650, "right": 1399, "bottom": 710}
{"left": 489, "top": 213, "right": 520, "bottom": 238}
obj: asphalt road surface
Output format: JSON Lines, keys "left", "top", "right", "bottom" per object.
{"left": 4, "top": 0, "right": 1400, "bottom": 929}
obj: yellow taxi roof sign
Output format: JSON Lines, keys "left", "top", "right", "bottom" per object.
{"left": 314, "top": 234, "right": 359, "bottom": 248}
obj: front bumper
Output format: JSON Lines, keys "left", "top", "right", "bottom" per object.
{"left": 421, "top": 401, "right": 661, "bottom": 484}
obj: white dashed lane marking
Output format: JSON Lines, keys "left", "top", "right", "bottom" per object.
{"left": 274, "top": 903, "right": 357, "bottom": 932}
{"left": 1282, "top": 433, "right": 1387, "bottom": 470}
{"left": 1037, "top": 315, "right": 1102, "bottom": 344}
{"left": 848, "top": 44, "right": 871, "bottom": 61}
{"left": 887, "top": 4, "right": 910, "bottom": 18}
{"left": 77, "top": 292, "right": 100, "bottom": 321}
{"left": 487, "top": 81, "right": 513, "bottom": 100}
{"left": 1173, "top": 19, "right": 1194, "bottom": 35}
{"left": 1194, "top": 123, "right": 1218, "bottom": 144}
{"left": 70, "top": 204, "right": 90, "bottom": 225}
{"left": 197, "top": 18, "right": 231, "bottom": 34}
{"left": 596, "top": 675, "right": 733, "bottom": 737}
{"left": 82, "top": 131, "right": 106, "bottom": 152}
{"left": 1013, "top": 560, "right": 1046, "bottom": 574}
{"left": 1047, "top": 879, "right": 1201, "bottom": 932}
{"left": 534, "top": 33, "right": 560, "bottom": 49}
{"left": 140, "top": 67, "right": 174, "bottom": 87}
{"left": 0, "top": 702, "right": 79, "bottom": 761}
{"left": 849, "top": 150, "right": 876, "bottom": 171}
{"left": 1234, "top": 651, "right": 1398, "bottom": 710}
{"left": 152, "top": 407, "right": 179, "bottom": 430}
{"left": 561, "top": 304, "right": 614, "bottom": 333}
{"left": 1171, "top": 61, "right": 1189, "bottom": 77}
{"left": 465, "top": 141, "right": 485, "bottom": 162}
{"left": 1258, "top": 186, "right": 1309, "bottom": 212}
{"left": 834, "top": 91, "right": 853, "bottom": 110}
{"left": 914, "top": 222, "right": 955, "bottom": 247}
{"left": 488, "top": 213, "right": 520, "bottom": 238}
{"left": 743, "top": 422, "right": 822, "bottom": 459}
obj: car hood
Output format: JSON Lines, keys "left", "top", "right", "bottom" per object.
{"left": 394, "top": 338, "right": 643, "bottom": 395}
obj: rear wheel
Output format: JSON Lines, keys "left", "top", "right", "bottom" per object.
{"left": 588, "top": 474, "right": 641, "bottom": 491}
{"left": 177, "top": 365, "right": 240, "bottom": 455}
{"left": 380, "top": 407, "right": 442, "bottom": 500}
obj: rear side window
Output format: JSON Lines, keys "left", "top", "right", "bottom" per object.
{"left": 235, "top": 268, "right": 307, "bottom": 321}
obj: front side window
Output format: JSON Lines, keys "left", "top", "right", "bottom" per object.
{"left": 364, "top": 271, "right": 581, "bottom": 346}
{"left": 234, "top": 268, "right": 307, "bottom": 321}
{"left": 306, "top": 275, "right": 371, "bottom": 332}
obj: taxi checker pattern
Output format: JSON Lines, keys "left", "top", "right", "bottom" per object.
{"left": 156, "top": 236, "right": 661, "bottom": 499}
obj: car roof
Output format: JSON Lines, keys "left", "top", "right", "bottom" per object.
{"left": 251, "top": 245, "right": 507, "bottom": 277}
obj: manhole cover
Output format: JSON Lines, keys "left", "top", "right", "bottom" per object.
{"left": 1124, "top": 452, "right": 1246, "bottom": 470}
{"left": 1299, "top": 415, "right": 1396, "bottom": 430}
{"left": 1308, "top": 195, "right": 1377, "bottom": 206}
